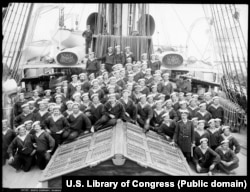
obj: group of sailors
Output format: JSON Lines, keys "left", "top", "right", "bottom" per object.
{"left": 2, "top": 47, "right": 241, "bottom": 175}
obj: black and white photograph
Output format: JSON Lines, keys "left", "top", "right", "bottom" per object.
{"left": 2, "top": 3, "right": 248, "bottom": 189}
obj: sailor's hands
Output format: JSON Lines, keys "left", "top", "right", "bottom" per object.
{"left": 196, "top": 164, "right": 202, "bottom": 172}
{"left": 109, "top": 114, "right": 115, "bottom": 119}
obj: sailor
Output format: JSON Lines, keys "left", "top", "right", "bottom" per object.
{"left": 30, "top": 90, "right": 42, "bottom": 107}
{"left": 140, "top": 63, "right": 148, "bottom": 77}
{"left": 62, "top": 85, "right": 70, "bottom": 101}
{"left": 86, "top": 52, "right": 100, "bottom": 76}
{"left": 98, "top": 46, "right": 115, "bottom": 73}
{"left": 102, "top": 71, "right": 110, "bottom": 88}
{"left": 138, "top": 78, "right": 150, "bottom": 95}
{"left": 191, "top": 117, "right": 199, "bottom": 130}
{"left": 13, "top": 92, "right": 27, "bottom": 117}
{"left": 172, "top": 111, "right": 195, "bottom": 163}
{"left": 131, "top": 84, "right": 142, "bottom": 104}
{"left": 88, "top": 73, "right": 95, "bottom": 82}
{"left": 62, "top": 103, "right": 92, "bottom": 141}
{"left": 147, "top": 94, "right": 155, "bottom": 108}
{"left": 114, "top": 45, "right": 125, "bottom": 64}
{"left": 32, "top": 121, "right": 55, "bottom": 170}
{"left": 177, "top": 100, "right": 191, "bottom": 120}
{"left": 192, "top": 94, "right": 200, "bottom": 105}
{"left": 24, "top": 120, "right": 35, "bottom": 135}
{"left": 157, "top": 113, "right": 176, "bottom": 141}
{"left": 136, "top": 94, "right": 153, "bottom": 133}
{"left": 218, "top": 126, "right": 241, "bottom": 154}
{"left": 141, "top": 53, "right": 149, "bottom": 65}
{"left": 207, "top": 96, "right": 224, "bottom": 124}
{"left": 44, "top": 106, "right": 69, "bottom": 149}
{"left": 170, "top": 92, "right": 180, "bottom": 111}
{"left": 215, "top": 139, "right": 239, "bottom": 175}
{"left": 81, "top": 93, "right": 92, "bottom": 113}
{"left": 123, "top": 46, "right": 134, "bottom": 64}
{"left": 150, "top": 100, "right": 166, "bottom": 131}
{"left": 214, "top": 118, "right": 223, "bottom": 134}
{"left": 195, "top": 102, "right": 212, "bottom": 128}
{"left": 53, "top": 86, "right": 66, "bottom": 102}
{"left": 206, "top": 119, "right": 220, "bottom": 150}
{"left": 163, "top": 99, "right": 178, "bottom": 122}
{"left": 187, "top": 98, "right": 199, "bottom": 119}
{"left": 94, "top": 93, "right": 125, "bottom": 131}
{"left": 126, "top": 73, "right": 136, "bottom": 87}
{"left": 144, "top": 68, "right": 153, "bottom": 87}
{"left": 96, "top": 63, "right": 108, "bottom": 76}
{"left": 28, "top": 100, "right": 38, "bottom": 113}
{"left": 14, "top": 103, "right": 34, "bottom": 129}
{"left": 33, "top": 100, "right": 50, "bottom": 128}
{"left": 194, "top": 120, "right": 210, "bottom": 147}
{"left": 204, "top": 92, "right": 213, "bottom": 109}
{"left": 160, "top": 72, "right": 173, "bottom": 100}
{"left": 48, "top": 102, "right": 56, "bottom": 115}
{"left": 185, "top": 92, "right": 193, "bottom": 103}
{"left": 87, "top": 93, "right": 105, "bottom": 126}
{"left": 125, "top": 63, "right": 134, "bottom": 75}
{"left": 82, "top": 25, "right": 93, "bottom": 54}
{"left": 7, "top": 125, "right": 35, "bottom": 172}
{"left": 72, "top": 93, "right": 85, "bottom": 112}
{"left": 54, "top": 94, "right": 67, "bottom": 113}
{"left": 43, "top": 89, "right": 53, "bottom": 102}
{"left": 149, "top": 84, "right": 161, "bottom": 101}
{"left": 68, "top": 74, "right": 79, "bottom": 99}
{"left": 119, "top": 68, "right": 127, "bottom": 83}
{"left": 193, "top": 138, "right": 220, "bottom": 176}
{"left": 62, "top": 100, "right": 74, "bottom": 118}
{"left": 2, "top": 119, "right": 16, "bottom": 165}
{"left": 119, "top": 89, "right": 137, "bottom": 124}
{"left": 79, "top": 73, "right": 91, "bottom": 93}
{"left": 113, "top": 70, "right": 126, "bottom": 90}
{"left": 178, "top": 92, "right": 185, "bottom": 101}
{"left": 89, "top": 79, "right": 105, "bottom": 103}
{"left": 149, "top": 54, "right": 161, "bottom": 74}
{"left": 152, "top": 73, "right": 163, "bottom": 93}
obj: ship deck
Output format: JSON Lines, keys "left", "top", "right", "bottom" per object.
{"left": 2, "top": 128, "right": 247, "bottom": 189}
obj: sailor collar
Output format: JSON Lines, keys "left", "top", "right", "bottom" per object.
{"left": 199, "top": 145, "right": 208, "bottom": 154}
{"left": 196, "top": 129, "right": 206, "bottom": 136}
{"left": 92, "top": 102, "right": 102, "bottom": 108}
{"left": 39, "top": 110, "right": 48, "bottom": 116}
{"left": 198, "top": 110, "right": 207, "bottom": 116}
{"left": 188, "top": 106, "right": 198, "bottom": 110}
{"left": 73, "top": 111, "right": 82, "bottom": 118}
{"left": 211, "top": 104, "right": 221, "bottom": 109}
{"left": 139, "top": 102, "right": 148, "bottom": 108}
{"left": 154, "top": 108, "right": 164, "bottom": 115}
{"left": 207, "top": 128, "right": 218, "bottom": 134}
{"left": 51, "top": 114, "right": 63, "bottom": 122}
{"left": 35, "top": 130, "right": 45, "bottom": 138}
{"left": 18, "top": 133, "right": 27, "bottom": 142}
{"left": 221, "top": 134, "right": 233, "bottom": 140}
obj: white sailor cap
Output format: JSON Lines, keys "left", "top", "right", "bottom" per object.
{"left": 146, "top": 68, "right": 151, "bottom": 72}
{"left": 89, "top": 51, "right": 95, "bottom": 55}
{"left": 200, "top": 138, "right": 208, "bottom": 144}
{"left": 55, "top": 86, "right": 61, "bottom": 90}
{"left": 37, "top": 100, "right": 46, "bottom": 105}
{"left": 221, "top": 139, "right": 229, "bottom": 144}
{"left": 151, "top": 84, "right": 157, "bottom": 88}
{"left": 97, "top": 75, "right": 103, "bottom": 80}
{"left": 139, "top": 94, "right": 146, "bottom": 99}
{"left": 27, "top": 100, "right": 36, "bottom": 104}
{"left": 208, "top": 119, "right": 215, "bottom": 124}
{"left": 147, "top": 94, "right": 154, "bottom": 99}
{"left": 128, "top": 73, "right": 134, "bottom": 77}
{"left": 125, "top": 46, "right": 130, "bottom": 49}
{"left": 21, "top": 103, "right": 29, "bottom": 108}
{"left": 192, "top": 94, "right": 199, "bottom": 98}
{"left": 66, "top": 100, "right": 74, "bottom": 105}
{"left": 71, "top": 74, "right": 78, "bottom": 78}
{"left": 166, "top": 99, "right": 172, "bottom": 104}
{"left": 48, "top": 102, "right": 56, "bottom": 107}
{"left": 79, "top": 73, "right": 86, "bottom": 77}
{"left": 189, "top": 98, "right": 196, "bottom": 103}
{"left": 191, "top": 117, "right": 198, "bottom": 121}
{"left": 52, "top": 105, "right": 61, "bottom": 110}
{"left": 162, "top": 73, "right": 170, "bottom": 77}
{"left": 186, "top": 92, "right": 192, "bottom": 96}
{"left": 32, "top": 121, "right": 40, "bottom": 129}
{"left": 179, "top": 100, "right": 187, "bottom": 105}
{"left": 108, "top": 46, "right": 113, "bottom": 49}
{"left": 159, "top": 94, "right": 166, "bottom": 99}
{"left": 222, "top": 125, "right": 230, "bottom": 131}
{"left": 42, "top": 99, "right": 49, "bottom": 103}
{"left": 138, "top": 78, "right": 145, "bottom": 83}
{"left": 122, "top": 89, "right": 130, "bottom": 94}
{"left": 212, "top": 96, "right": 220, "bottom": 100}
{"left": 75, "top": 83, "right": 81, "bottom": 87}
{"left": 91, "top": 79, "right": 99, "bottom": 85}
{"left": 170, "top": 92, "right": 177, "bottom": 97}
{"left": 19, "top": 92, "right": 24, "bottom": 96}
{"left": 109, "top": 76, "right": 116, "bottom": 81}
{"left": 62, "top": 80, "right": 68, "bottom": 83}
{"left": 108, "top": 93, "right": 116, "bottom": 98}
{"left": 55, "top": 94, "right": 62, "bottom": 99}
{"left": 17, "top": 124, "right": 25, "bottom": 131}
{"left": 155, "top": 70, "right": 162, "bottom": 74}
{"left": 180, "top": 111, "right": 189, "bottom": 115}
{"left": 33, "top": 89, "right": 39, "bottom": 93}
{"left": 73, "top": 92, "right": 81, "bottom": 98}
{"left": 155, "top": 100, "right": 162, "bottom": 104}
{"left": 107, "top": 85, "right": 115, "bottom": 90}
{"left": 199, "top": 102, "right": 206, "bottom": 107}
{"left": 134, "top": 84, "right": 141, "bottom": 89}
{"left": 198, "top": 120, "right": 206, "bottom": 124}
{"left": 132, "top": 63, "right": 139, "bottom": 68}
{"left": 102, "top": 71, "right": 109, "bottom": 76}
{"left": 141, "top": 62, "right": 148, "bottom": 66}
{"left": 153, "top": 73, "right": 161, "bottom": 77}
{"left": 126, "top": 63, "right": 132, "bottom": 67}
{"left": 2, "top": 119, "right": 8, "bottom": 123}
{"left": 214, "top": 118, "right": 222, "bottom": 122}
{"left": 81, "top": 93, "right": 89, "bottom": 98}
{"left": 112, "top": 65, "right": 118, "bottom": 70}
{"left": 119, "top": 68, "right": 125, "bottom": 72}
{"left": 24, "top": 120, "right": 33, "bottom": 125}
{"left": 89, "top": 73, "right": 95, "bottom": 78}
{"left": 178, "top": 92, "right": 184, "bottom": 96}
{"left": 91, "top": 93, "right": 99, "bottom": 99}
{"left": 44, "top": 89, "right": 51, "bottom": 93}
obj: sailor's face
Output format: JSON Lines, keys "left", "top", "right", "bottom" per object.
{"left": 213, "top": 99, "right": 219, "bottom": 105}
{"left": 23, "top": 106, "right": 29, "bottom": 113}
{"left": 215, "top": 121, "right": 220, "bottom": 127}
{"left": 72, "top": 77, "right": 78, "bottom": 82}
{"left": 53, "top": 108, "right": 60, "bottom": 116}
{"left": 93, "top": 81, "right": 99, "bottom": 87}
{"left": 139, "top": 81, "right": 145, "bottom": 86}
{"left": 190, "top": 100, "right": 196, "bottom": 106}
{"left": 201, "top": 141, "right": 208, "bottom": 149}
{"left": 67, "top": 103, "right": 73, "bottom": 110}
{"left": 76, "top": 85, "right": 81, "bottom": 91}
{"left": 223, "top": 129, "right": 230, "bottom": 136}
{"left": 109, "top": 88, "right": 115, "bottom": 94}
{"left": 198, "top": 123, "right": 205, "bottom": 130}
{"left": 34, "top": 125, "right": 41, "bottom": 132}
{"left": 39, "top": 103, "right": 46, "bottom": 111}
{"left": 19, "top": 94, "right": 24, "bottom": 100}
{"left": 151, "top": 55, "right": 156, "bottom": 60}
{"left": 155, "top": 101, "right": 162, "bottom": 109}
{"left": 166, "top": 102, "right": 172, "bottom": 108}
{"left": 92, "top": 96, "right": 99, "bottom": 104}
{"left": 82, "top": 96, "right": 89, "bottom": 102}
{"left": 126, "top": 65, "right": 132, "bottom": 71}
{"left": 34, "top": 92, "right": 39, "bottom": 97}
{"left": 72, "top": 105, "right": 80, "bottom": 114}
{"left": 140, "top": 97, "right": 146, "bottom": 103}
{"left": 221, "top": 143, "right": 229, "bottom": 150}
{"left": 19, "top": 127, "right": 26, "bottom": 136}
{"left": 209, "top": 122, "right": 215, "bottom": 128}
{"left": 147, "top": 97, "right": 153, "bottom": 103}
{"left": 56, "top": 98, "right": 62, "bottom": 103}
{"left": 56, "top": 89, "right": 61, "bottom": 93}
{"left": 192, "top": 120, "right": 198, "bottom": 126}
{"left": 25, "top": 124, "right": 32, "bottom": 131}
{"left": 109, "top": 96, "right": 116, "bottom": 103}
{"left": 146, "top": 70, "right": 151, "bottom": 75}
{"left": 142, "top": 64, "right": 147, "bottom": 70}
{"left": 46, "top": 91, "right": 51, "bottom": 96}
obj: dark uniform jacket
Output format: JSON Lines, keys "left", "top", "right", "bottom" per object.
{"left": 149, "top": 60, "right": 161, "bottom": 74}
{"left": 80, "top": 81, "right": 91, "bottom": 93}
{"left": 13, "top": 100, "right": 27, "bottom": 116}
{"left": 33, "top": 131, "right": 55, "bottom": 153}
{"left": 119, "top": 98, "right": 137, "bottom": 121}
{"left": 103, "top": 101, "right": 125, "bottom": 120}
{"left": 2, "top": 129, "right": 16, "bottom": 154}
{"left": 67, "top": 112, "right": 92, "bottom": 132}
{"left": 86, "top": 58, "right": 100, "bottom": 72}
{"left": 44, "top": 115, "right": 69, "bottom": 133}
{"left": 136, "top": 102, "right": 153, "bottom": 122}
{"left": 215, "top": 146, "right": 239, "bottom": 164}
{"left": 157, "top": 120, "right": 176, "bottom": 139}
{"left": 195, "top": 110, "right": 212, "bottom": 127}
{"left": 206, "top": 128, "right": 220, "bottom": 149}
{"left": 207, "top": 104, "right": 224, "bottom": 123}
{"left": 160, "top": 81, "right": 173, "bottom": 97}
{"left": 193, "top": 146, "right": 220, "bottom": 168}
{"left": 173, "top": 120, "right": 194, "bottom": 153}
{"left": 88, "top": 102, "right": 105, "bottom": 122}
{"left": 89, "top": 88, "right": 105, "bottom": 103}
{"left": 218, "top": 134, "right": 241, "bottom": 154}
{"left": 33, "top": 110, "right": 51, "bottom": 128}
{"left": 151, "top": 109, "right": 166, "bottom": 127}
{"left": 194, "top": 130, "right": 210, "bottom": 147}
{"left": 114, "top": 52, "right": 125, "bottom": 64}
{"left": 187, "top": 106, "right": 199, "bottom": 119}
{"left": 14, "top": 112, "right": 34, "bottom": 128}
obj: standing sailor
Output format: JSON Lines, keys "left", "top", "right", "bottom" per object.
{"left": 14, "top": 103, "right": 34, "bottom": 129}
{"left": 13, "top": 93, "right": 27, "bottom": 116}
{"left": 82, "top": 25, "right": 93, "bottom": 54}
{"left": 207, "top": 96, "right": 224, "bottom": 124}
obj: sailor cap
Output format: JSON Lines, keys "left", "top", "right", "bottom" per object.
{"left": 27, "top": 100, "right": 36, "bottom": 104}
{"left": 108, "top": 46, "right": 113, "bottom": 49}
{"left": 155, "top": 70, "right": 162, "bottom": 74}
{"left": 19, "top": 92, "right": 24, "bottom": 96}
{"left": 75, "top": 83, "right": 81, "bottom": 87}
{"left": 222, "top": 125, "right": 230, "bottom": 131}
{"left": 180, "top": 111, "right": 189, "bottom": 115}
{"left": 37, "top": 100, "right": 46, "bottom": 105}
{"left": 62, "top": 80, "right": 68, "bottom": 83}
{"left": 212, "top": 96, "right": 220, "bottom": 100}
{"left": 155, "top": 100, "right": 162, "bottom": 104}
{"left": 192, "top": 94, "right": 199, "bottom": 98}
{"left": 102, "top": 71, "right": 109, "bottom": 76}
{"left": 139, "top": 94, "right": 146, "bottom": 99}
{"left": 115, "top": 45, "right": 120, "bottom": 48}
{"left": 91, "top": 93, "right": 99, "bottom": 99}
{"left": 32, "top": 121, "right": 40, "bottom": 129}
{"left": 81, "top": 93, "right": 89, "bottom": 98}
{"left": 198, "top": 120, "right": 206, "bottom": 124}
{"left": 52, "top": 105, "right": 61, "bottom": 110}
{"left": 42, "top": 99, "right": 49, "bottom": 103}
{"left": 166, "top": 99, "right": 172, "bottom": 104}
{"left": 55, "top": 86, "right": 61, "bottom": 90}
{"left": 44, "top": 89, "right": 51, "bottom": 93}
{"left": 48, "top": 102, "right": 56, "bottom": 107}
{"left": 2, "top": 119, "right": 8, "bottom": 123}
{"left": 208, "top": 119, "right": 215, "bottom": 124}
{"left": 179, "top": 100, "right": 187, "bottom": 105}
{"left": 108, "top": 93, "right": 116, "bottom": 98}
{"left": 191, "top": 117, "right": 198, "bottom": 121}
{"left": 189, "top": 98, "right": 196, "bottom": 103}
{"left": 125, "top": 46, "right": 130, "bottom": 49}
{"left": 79, "top": 73, "right": 86, "bottom": 77}
{"left": 122, "top": 89, "right": 130, "bottom": 94}
{"left": 214, "top": 118, "right": 221, "bottom": 122}
{"left": 89, "top": 73, "right": 95, "bottom": 78}
{"left": 138, "top": 78, "right": 145, "bottom": 83}
{"left": 91, "top": 79, "right": 99, "bottom": 85}
{"left": 153, "top": 73, "right": 161, "bottom": 77}
{"left": 73, "top": 93, "right": 81, "bottom": 98}
{"left": 16, "top": 124, "right": 25, "bottom": 131}
{"left": 200, "top": 138, "right": 208, "bottom": 144}
{"left": 146, "top": 68, "right": 151, "bottom": 71}
{"left": 162, "top": 113, "right": 170, "bottom": 118}
{"left": 55, "top": 94, "right": 62, "bottom": 99}
{"left": 72, "top": 102, "right": 80, "bottom": 107}
{"left": 151, "top": 84, "right": 157, "bottom": 88}
{"left": 141, "top": 53, "right": 147, "bottom": 56}
{"left": 162, "top": 73, "right": 170, "bottom": 77}
{"left": 66, "top": 100, "right": 74, "bottom": 105}
{"left": 126, "top": 63, "right": 132, "bottom": 67}
{"left": 170, "top": 92, "right": 177, "bottom": 97}
{"left": 24, "top": 120, "right": 33, "bottom": 125}
{"left": 71, "top": 74, "right": 78, "bottom": 78}
{"left": 186, "top": 93, "right": 192, "bottom": 96}
{"left": 178, "top": 92, "right": 184, "bottom": 96}
{"left": 159, "top": 94, "right": 166, "bottom": 98}
{"left": 147, "top": 94, "right": 154, "bottom": 98}
{"left": 199, "top": 102, "right": 206, "bottom": 107}
{"left": 33, "top": 90, "right": 39, "bottom": 93}
{"left": 204, "top": 92, "right": 211, "bottom": 96}
{"left": 21, "top": 103, "right": 29, "bottom": 108}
